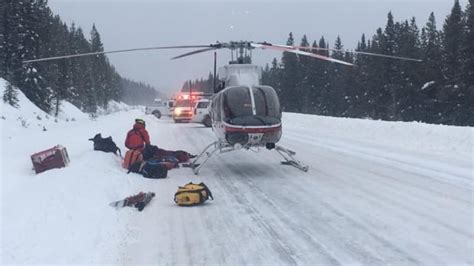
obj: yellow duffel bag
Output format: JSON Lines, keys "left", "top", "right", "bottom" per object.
{"left": 174, "top": 182, "right": 213, "bottom": 206}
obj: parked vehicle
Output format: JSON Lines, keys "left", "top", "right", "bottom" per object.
{"left": 192, "top": 99, "right": 212, "bottom": 127}
{"left": 167, "top": 100, "right": 175, "bottom": 117}
{"left": 145, "top": 99, "right": 171, "bottom": 118}
{"left": 172, "top": 98, "right": 193, "bottom": 122}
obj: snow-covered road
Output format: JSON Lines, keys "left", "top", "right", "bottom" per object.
{"left": 1, "top": 105, "right": 472, "bottom": 265}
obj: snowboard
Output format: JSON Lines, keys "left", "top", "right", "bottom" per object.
{"left": 109, "top": 192, "right": 156, "bottom": 211}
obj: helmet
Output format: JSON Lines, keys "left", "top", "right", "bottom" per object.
{"left": 135, "top": 118, "right": 145, "bottom": 126}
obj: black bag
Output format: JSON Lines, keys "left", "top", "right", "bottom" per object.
{"left": 142, "top": 144, "right": 159, "bottom": 161}
{"left": 88, "top": 133, "right": 121, "bottom": 156}
{"left": 127, "top": 161, "right": 143, "bottom": 174}
{"left": 141, "top": 159, "right": 168, "bottom": 179}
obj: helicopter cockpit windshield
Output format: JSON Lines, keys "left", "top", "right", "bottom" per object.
{"left": 223, "top": 86, "right": 281, "bottom": 126}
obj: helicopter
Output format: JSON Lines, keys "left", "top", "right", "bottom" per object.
{"left": 23, "top": 41, "right": 421, "bottom": 174}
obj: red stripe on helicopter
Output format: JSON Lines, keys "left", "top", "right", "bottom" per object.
{"left": 224, "top": 125, "right": 282, "bottom": 133}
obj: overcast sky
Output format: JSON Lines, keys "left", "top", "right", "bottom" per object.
{"left": 48, "top": 0, "right": 468, "bottom": 95}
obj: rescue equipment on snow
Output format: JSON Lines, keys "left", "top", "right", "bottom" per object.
{"left": 89, "top": 133, "right": 121, "bottom": 156}
{"left": 140, "top": 159, "right": 168, "bottom": 179}
{"left": 109, "top": 191, "right": 155, "bottom": 211}
{"left": 31, "top": 145, "right": 70, "bottom": 174}
{"left": 122, "top": 150, "right": 143, "bottom": 169}
{"left": 174, "top": 182, "right": 213, "bottom": 206}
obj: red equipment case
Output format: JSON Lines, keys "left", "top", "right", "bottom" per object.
{"left": 31, "top": 145, "right": 70, "bottom": 174}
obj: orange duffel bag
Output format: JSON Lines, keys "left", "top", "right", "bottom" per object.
{"left": 122, "top": 150, "right": 143, "bottom": 169}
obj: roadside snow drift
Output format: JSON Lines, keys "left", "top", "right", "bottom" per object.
{"left": 1, "top": 78, "right": 472, "bottom": 265}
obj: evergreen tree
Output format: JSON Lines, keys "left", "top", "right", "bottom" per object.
{"left": 396, "top": 18, "right": 422, "bottom": 121}
{"left": 420, "top": 12, "right": 444, "bottom": 123}
{"left": 90, "top": 24, "right": 108, "bottom": 110}
{"left": 297, "top": 34, "right": 311, "bottom": 112}
{"left": 460, "top": 0, "right": 474, "bottom": 125}
{"left": 280, "top": 32, "right": 299, "bottom": 111}
{"left": 464, "top": 0, "right": 474, "bottom": 88}
{"left": 3, "top": 82, "right": 19, "bottom": 107}
{"left": 421, "top": 13, "right": 443, "bottom": 83}
{"left": 5, "top": 0, "right": 52, "bottom": 111}
{"left": 327, "top": 36, "right": 347, "bottom": 116}
{"left": 351, "top": 34, "right": 371, "bottom": 117}
{"left": 442, "top": 0, "right": 465, "bottom": 87}
{"left": 381, "top": 12, "right": 400, "bottom": 120}
{"left": 316, "top": 36, "right": 332, "bottom": 115}
{"left": 442, "top": 0, "right": 467, "bottom": 124}
{"left": 366, "top": 28, "right": 386, "bottom": 119}
{"left": 0, "top": 0, "right": 7, "bottom": 78}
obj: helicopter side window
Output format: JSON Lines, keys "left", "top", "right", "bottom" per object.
{"left": 253, "top": 86, "right": 281, "bottom": 119}
{"left": 212, "top": 94, "right": 221, "bottom": 122}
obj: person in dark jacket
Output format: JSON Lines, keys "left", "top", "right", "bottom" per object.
{"left": 125, "top": 119, "right": 150, "bottom": 152}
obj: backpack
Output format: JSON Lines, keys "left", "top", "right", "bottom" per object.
{"left": 142, "top": 144, "right": 159, "bottom": 161}
{"left": 174, "top": 182, "right": 213, "bottom": 206}
{"left": 122, "top": 150, "right": 143, "bottom": 169}
{"left": 141, "top": 159, "right": 168, "bottom": 179}
{"left": 89, "top": 133, "right": 121, "bottom": 156}
{"left": 125, "top": 129, "right": 145, "bottom": 150}
{"left": 156, "top": 156, "right": 179, "bottom": 169}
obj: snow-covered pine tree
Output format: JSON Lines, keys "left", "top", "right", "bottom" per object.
{"left": 441, "top": 0, "right": 466, "bottom": 124}
{"left": 396, "top": 18, "right": 422, "bottom": 121}
{"left": 90, "top": 24, "right": 108, "bottom": 109}
{"left": 0, "top": 0, "right": 6, "bottom": 78}
{"left": 2, "top": 82, "right": 19, "bottom": 107}
{"left": 6, "top": 0, "right": 52, "bottom": 112}
{"left": 462, "top": 0, "right": 474, "bottom": 125}
{"left": 465, "top": 0, "right": 474, "bottom": 88}
{"left": 279, "top": 32, "right": 300, "bottom": 112}
{"left": 419, "top": 12, "right": 444, "bottom": 123}
{"left": 381, "top": 12, "right": 400, "bottom": 120}
{"left": 327, "top": 36, "right": 347, "bottom": 116}
{"left": 297, "top": 34, "right": 311, "bottom": 113}
{"left": 316, "top": 36, "right": 332, "bottom": 115}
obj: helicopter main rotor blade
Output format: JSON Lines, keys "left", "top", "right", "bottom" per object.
{"left": 292, "top": 46, "right": 423, "bottom": 62}
{"left": 22, "top": 45, "right": 212, "bottom": 63}
{"left": 170, "top": 47, "right": 219, "bottom": 60}
{"left": 252, "top": 43, "right": 354, "bottom": 66}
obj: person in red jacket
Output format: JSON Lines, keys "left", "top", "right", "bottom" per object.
{"left": 125, "top": 118, "right": 150, "bottom": 152}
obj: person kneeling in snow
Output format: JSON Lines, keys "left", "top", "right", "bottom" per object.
{"left": 125, "top": 118, "right": 150, "bottom": 153}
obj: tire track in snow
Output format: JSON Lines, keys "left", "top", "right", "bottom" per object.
{"left": 286, "top": 131, "right": 472, "bottom": 190}
{"left": 221, "top": 158, "right": 422, "bottom": 265}
{"left": 283, "top": 132, "right": 473, "bottom": 239}
{"left": 178, "top": 122, "right": 420, "bottom": 264}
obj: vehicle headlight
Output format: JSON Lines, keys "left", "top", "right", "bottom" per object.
{"left": 174, "top": 109, "right": 182, "bottom": 115}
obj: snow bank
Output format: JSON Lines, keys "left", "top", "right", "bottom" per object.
{"left": 96, "top": 100, "right": 134, "bottom": 115}
{"left": 57, "top": 101, "right": 89, "bottom": 121}
{"left": 1, "top": 78, "right": 143, "bottom": 264}
{"left": 283, "top": 112, "right": 472, "bottom": 157}
{"left": 0, "top": 78, "right": 89, "bottom": 134}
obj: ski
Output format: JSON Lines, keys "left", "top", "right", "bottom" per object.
{"left": 109, "top": 192, "right": 156, "bottom": 211}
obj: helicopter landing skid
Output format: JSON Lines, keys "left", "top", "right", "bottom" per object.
{"left": 190, "top": 141, "right": 235, "bottom": 175}
{"left": 275, "top": 145, "right": 309, "bottom": 172}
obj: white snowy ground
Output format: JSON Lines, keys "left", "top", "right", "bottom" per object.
{"left": 1, "top": 78, "right": 473, "bottom": 265}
